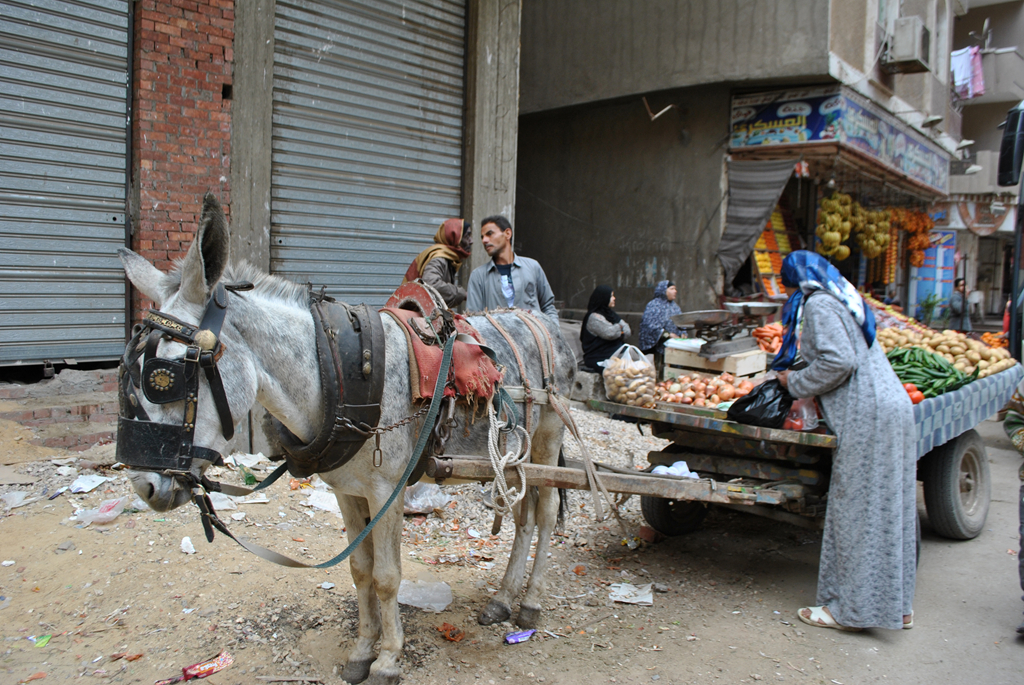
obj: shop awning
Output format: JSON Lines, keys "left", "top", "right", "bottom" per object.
{"left": 718, "top": 158, "right": 799, "bottom": 288}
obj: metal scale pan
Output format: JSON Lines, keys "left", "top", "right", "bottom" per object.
{"left": 722, "top": 301, "right": 781, "bottom": 318}
{"left": 670, "top": 310, "right": 732, "bottom": 328}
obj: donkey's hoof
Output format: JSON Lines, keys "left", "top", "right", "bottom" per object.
{"left": 516, "top": 605, "right": 542, "bottom": 629}
{"left": 478, "top": 598, "right": 512, "bottom": 625}
{"left": 364, "top": 670, "right": 401, "bottom": 685}
{"left": 340, "top": 658, "right": 375, "bottom": 684}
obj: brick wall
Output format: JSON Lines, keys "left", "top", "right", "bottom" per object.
{"left": 132, "top": 0, "right": 234, "bottom": 315}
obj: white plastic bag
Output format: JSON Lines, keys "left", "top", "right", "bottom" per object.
{"left": 403, "top": 483, "right": 449, "bottom": 515}
{"left": 602, "top": 344, "right": 657, "bottom": 407}
{"left": 397, "top": 579, "right": 452, "bottom": 612}
{"left": 76, "top": 496, "right": 130, "bottom": 526}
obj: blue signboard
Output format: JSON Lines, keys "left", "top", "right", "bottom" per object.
{"left": 908, "top": 230, "right": 956, "bottom": 317}
{"left": 731, "top": 86, "right": 949, "bottom": 194}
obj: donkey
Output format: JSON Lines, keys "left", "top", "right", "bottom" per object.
{"left": 118, "top": 195, "right": 576, "bottom": 685}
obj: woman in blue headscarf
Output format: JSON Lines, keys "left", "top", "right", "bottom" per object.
{"left": 773, "top": 251, "right": 916, "bottom": 632}
{"left": 638, "top": 280, "right": 682, "bottom": 355}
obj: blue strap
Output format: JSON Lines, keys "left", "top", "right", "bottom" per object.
{"left": 206, "top": 334, "right": 458, "bottom": 569}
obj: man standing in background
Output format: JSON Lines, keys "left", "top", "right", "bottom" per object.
{"left": 467, "top": 215, "right": 558, "bottom": 322}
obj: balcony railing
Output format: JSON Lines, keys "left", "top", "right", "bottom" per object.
{"left": 958, "top": 47, "right": 1024, "bottom": 106}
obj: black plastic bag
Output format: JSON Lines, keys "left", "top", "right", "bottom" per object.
{"left": 726, "top": 378, "right": 793, "bottom": 429}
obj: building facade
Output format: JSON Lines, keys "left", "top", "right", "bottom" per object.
{"left": 514, "top": 0, "right": 963, "bottom": 332}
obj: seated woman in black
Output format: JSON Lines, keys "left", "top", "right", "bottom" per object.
{"left": 580, "top": 285, "right": 631, "bottom": 371}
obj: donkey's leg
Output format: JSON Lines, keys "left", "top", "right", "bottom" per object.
{"left": 479, "top": 486, "right": 538, "bottom": 625}
{"left": 364, "top": 495, "right": 407, "bottom": 685}
{"left": 336, "top": 495, "right": 379, "bottom": 685}
{"left": 515, "top": 417, "right": 565, "bottom": 628}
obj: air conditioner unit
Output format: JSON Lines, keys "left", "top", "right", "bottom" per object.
{"left": 884, "top": 16, "right": 931, "bottom": 74}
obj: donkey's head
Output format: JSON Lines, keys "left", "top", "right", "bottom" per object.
{"left": 118, "top": 194, "right": 258, "bottom": 511}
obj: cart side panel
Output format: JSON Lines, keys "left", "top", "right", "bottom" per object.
{"left": 913, "top": 365, "right": 1023, "bottom": 458}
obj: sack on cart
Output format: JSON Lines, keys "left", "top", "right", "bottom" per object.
{"left": 602, "top": 344, "right": 657, "bottom": 408}
{"left": 726, "top": 378, "right": 793, "bottom": 428}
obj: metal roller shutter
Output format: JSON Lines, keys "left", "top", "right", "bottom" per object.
{"left": 0, "top": 0, "right": 129, "bottom": 365}
{"left": 271, "top": 0, "right": 466, "bottom": 306}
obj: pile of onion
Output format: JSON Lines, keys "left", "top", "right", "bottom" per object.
{"left": 654, "top": 372, "right": 757, "bottom": 407}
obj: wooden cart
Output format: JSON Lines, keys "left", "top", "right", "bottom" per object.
{"left": 426, "top": 366, "right": 1022, "bottom": 541}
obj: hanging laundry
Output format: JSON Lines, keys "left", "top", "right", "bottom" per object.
{"left": 951, "top": 46, "right": 985, "bottom": 99}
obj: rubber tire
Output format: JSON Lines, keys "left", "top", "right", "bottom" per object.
{"left": 920, "top": 429, "right": 991, "bottom": 540}
{"left": 640, "top": 496, "right": 708, "bottom": 536}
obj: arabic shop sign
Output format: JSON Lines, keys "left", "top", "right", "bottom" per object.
{"left": 730, "top": 86, "right": 949, "bottom": 194}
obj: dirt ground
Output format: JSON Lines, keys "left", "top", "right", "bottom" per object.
{"left": 1, "top": 413, "right": 1022, "bottom": 685}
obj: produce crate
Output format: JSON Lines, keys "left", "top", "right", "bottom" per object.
{"left": 664, "top": 347, "right": 766, "bottom": 380}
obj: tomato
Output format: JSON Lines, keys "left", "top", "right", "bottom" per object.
{"left": 908, "top": 390, "right": 925, "bottom": 404}
{"left": 903, "top": 383, "right": 918, "bottom": 393}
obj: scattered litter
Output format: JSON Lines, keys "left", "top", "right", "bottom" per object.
{"left": 686, "top": 634, "right": 699, "bottom": 641}
{"left": 230, "top": 512, "right": 247, "bottom": 521}
{"left": 289, "top": 478, "right": 312, "bottom": 490}
{"left": 76, "top": 496, "right": 130, "bottom": 526}
{"left": 0, "top": 466, "right": 37, "bottom": 485}
{"left": 467, "top": 527, "right": 482, "bottom": 539}
{"left": 397, "top": 579, "right": 452, "bottom": 612}
{"left": 181, "top": 537, "right": 196, "bottom": 555}
{"left": 2, "top": 492, "right": 37, "bottom": 510}
{"left": 48, "top": 487, "right": 68, "bottom": 501}
{"left": 609, "top": 583, "right": 654, "bottom": 606}
{"left": 154, "top": 650, "right": 233, "bottom": 685}
{"left": 69, "top": 474, "right": 111, "bottom": 494}
{"left": 403, "top": 482, "right": 450, "bottom": 514}
{"left": 436, "top": 622, "right": 465, "bottom": 642}
{"left": 305, "top": 491, "right": 340, "bottom": 514}
{"left": 55, "top": 466, "right": 77, "bottom": 477}
{"left": 504, "top": 629, "right": 536, "bottom": 644}
{"left": 320, "top": 582, "right": 335, "bottom": 590}
{"left": 182, "top": 608, "right": 196, "bottom": 614}
{"left": 207, "top": 492, "right": 238, "bottom": 511}
{"left": 572, "top": 564, "right": 587, "bottom": 576}
{"left": 226, "top": 452, "right": 270, "bottom": 469}
{"left": 33, "top": 635, "right": 51, "bottom": 648}
{"left": 650, "top": 460, "right": 698, "bottom": 479}
{"left": 131, "top": 496, "right": 151, "bottom": 511}
{"left": 652, "top": 583, "right": 669, "bottom": 593}
{"left": 238, "top": 494, "right": 269, "bottom": 505}
{"left": 543, "top": 630, "right": 562, "bottom": 639}
{"left": 1, "top": 560, "right": 13, "bottom": 567}
{"left": 16, "top": 672, "right": 46, "bottom": 684}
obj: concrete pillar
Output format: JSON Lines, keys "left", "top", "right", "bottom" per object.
{"left": 229, "top": 1, "right": 276, "bottom": 455}
{"left": 229, "top": 0, "right": 275, "bottom": 271}
{"left": 462, "top": 0, "right": 523, "bottom": 272}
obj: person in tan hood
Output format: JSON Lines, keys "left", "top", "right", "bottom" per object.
{"left": 403, "top": 218, "right": 472, "bottom": 307}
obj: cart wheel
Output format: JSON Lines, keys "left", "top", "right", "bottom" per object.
{"left": 920, "top": 429, "right": 991, "bottom": 540}
{"left": 640, "top": 496, "right": 708, "bottom": 536}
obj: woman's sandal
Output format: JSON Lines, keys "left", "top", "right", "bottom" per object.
{"left": 797, "top": 606, "right": 863, "bottom": 632}
{"left": 903, "top": 611, "right": 914, "bottom": 629}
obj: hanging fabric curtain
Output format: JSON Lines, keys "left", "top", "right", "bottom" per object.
{"left": 717, "top": 158, "right": 799, "bottom": 289}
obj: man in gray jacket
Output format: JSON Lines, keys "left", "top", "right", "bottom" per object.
{"left": 466, "top": 215, "right": 558, "bottom": 322}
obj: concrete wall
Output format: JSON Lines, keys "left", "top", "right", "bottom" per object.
{"left": 514, "top": 85, "right": 729, "bottom": 326}
{"left": 229, "top": 0, "right": 275, "bottom": 271}
{"left": 963, "top": 102, "right": 1015, "bottom": 154}
{"left": 829, "top": 0, "right": 868, "bottom": 70}
{"left": 519, "top": 0, "right": 831, "bottom": 115}
{"left": 463, "top": 0, "right": 523, "bottom": 273}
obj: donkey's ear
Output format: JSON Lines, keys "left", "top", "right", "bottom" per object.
{"left": 118, "top": 247, "right": 175, "bottom": 307}
{"left": 178, "top": 193, "right": 230, "bottom": 305}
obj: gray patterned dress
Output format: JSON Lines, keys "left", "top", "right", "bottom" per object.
{"left": 787, "top": 293, "right": 917, "bottom": 629}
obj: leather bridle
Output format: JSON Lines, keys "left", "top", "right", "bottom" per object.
{"left": 116, "top": 281, "right": 252, "bottom": 479}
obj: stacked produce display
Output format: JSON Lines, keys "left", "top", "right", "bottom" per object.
{"left": 814, "top": 192, "right": 891, "bottom": 262}
{"left": 876, "top": 327, "right": 1014, "bottom": 381}
{"left": 653, "top": 372, "right": 755, "bottom": 408}
{"left": 753, "top": 203, "right": 800, "bottom": 297}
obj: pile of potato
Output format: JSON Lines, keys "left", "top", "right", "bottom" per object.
{"left": 876, "top": 327, "right": 1016, "bottom": 379}
{"left": 603, "top": 355, "right": 657, "bottom": 407}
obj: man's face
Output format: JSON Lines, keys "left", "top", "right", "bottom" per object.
{"left": 957, "top": 282, "right": 965, "bottom": 293}
{"left": 481, "top": 222, "right": 510, "bottom": 258}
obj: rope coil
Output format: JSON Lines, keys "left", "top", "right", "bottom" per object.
{"left": 485, "top": 397, "right": 532, "bottom": 516}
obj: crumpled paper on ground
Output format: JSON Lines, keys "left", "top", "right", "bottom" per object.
{"left": 609, "top": 583, "right": 654, "bottom": 606}
{"left": 305, "top": 490, "right": 340, "bottom": 513}
{"left": 70, "top": 474, "right": 111, "bottom": 493}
